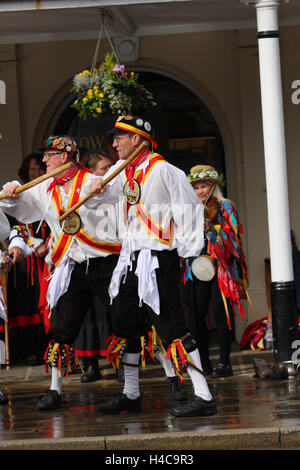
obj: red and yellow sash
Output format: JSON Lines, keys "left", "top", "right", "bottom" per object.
{"left": 126, "top": 153, "right": 174, "bottom": 246}
{"left": 51, "top": 168, "right": 121, "bottom": 266}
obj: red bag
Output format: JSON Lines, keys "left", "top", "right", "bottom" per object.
{"left": 240, "top": 316, "right": 268, "bottom": 350}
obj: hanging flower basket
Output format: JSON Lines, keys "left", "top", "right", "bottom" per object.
{"left": 71, "top": 53, "right": 157, "bottom": 120}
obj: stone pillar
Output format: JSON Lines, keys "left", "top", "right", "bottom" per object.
{"left": 0, "top": 44, "right": 23, "bottom": 185}
{"left": 242, "top": 0, "right": 297, "bottom": 373}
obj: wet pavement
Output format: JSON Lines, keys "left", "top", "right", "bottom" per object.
{"left": 1, "top": 344, "right": 300, "bottom": 451}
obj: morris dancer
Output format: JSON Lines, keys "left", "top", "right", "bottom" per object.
{"left": 7, "top": 153, "right": 51, "bottom": 366}
{"left": 0, "top": 208, "right": 33, "bottom": 404}
{"left": 90, "top": 116, "right": 217, "bottom": 417}
{"left": 0, "top": 135, "right": 121, "bottom": 410}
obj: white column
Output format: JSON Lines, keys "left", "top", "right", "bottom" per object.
{"left": 254, "top": 0, "right": 293, "bottom": 283}
{"left": 0, "top": 45, "right": 23, "bottom": 185}
{"left": 242, "top": 0, "right": 297, "bottom": 368}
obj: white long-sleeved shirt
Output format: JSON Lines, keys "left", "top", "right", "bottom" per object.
{"left": 0, "top": 173, "right": 120, "bottom": 264}
{"left": 99, "top": 153, "right": 204, "bottom": 258}
{"left": 0, "top": 208, "right": 33, "bottom": 256}
{"left": 0, "top": 208, "right": 10, "bottom": 242}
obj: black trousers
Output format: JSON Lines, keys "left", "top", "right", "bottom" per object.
{"left": 113, "top": 249, "right": 190, "bottom": 352}
{"left": 184, "top": 275, "right": 235, "bottom": 365}
{"left": 50, "top": 255, "right": 119, "bottom": 345}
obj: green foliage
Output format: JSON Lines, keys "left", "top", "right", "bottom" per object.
{"left": 71, "top": 53, "right": 157, "bottom": 119}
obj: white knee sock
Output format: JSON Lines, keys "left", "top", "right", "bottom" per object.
{"left": 154, "top": 348, "right": 175, "bottom": 378}
{"left": 186, "top": 349, "right": 213, "bottom": 401}
{"left": 50, "top": 366, "right": 62, "bottom": 395}
{"left": 122, "top": 352, "right": 140, "bottom": 400}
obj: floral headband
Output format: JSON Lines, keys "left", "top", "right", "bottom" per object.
{"left": 187, "top": 166, "right": 225, "bottom": 188}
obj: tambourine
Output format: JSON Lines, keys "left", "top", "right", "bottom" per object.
{"left": 191, "top": 255, "right": 216, "bottom": 281}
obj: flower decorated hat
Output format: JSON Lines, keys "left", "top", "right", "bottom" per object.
{"left": 40, "top": 135, "right": 80, "bottom": 161}
{"left": 110, "top": 115, "right": 158, "bottom": 149}
{"left": 187, "top": 164, "right": 225, "bottom": 187}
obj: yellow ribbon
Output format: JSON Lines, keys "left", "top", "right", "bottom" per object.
{"left": 168, "top": 339, "right": 194, "bottom": 382}
{"left": 140, "top": 325, "right": 165, "bottom": 367}
{"left": 220, "top": 290, "right": 231, "bottom": 330}
{"left": 48, "top": 342, "right": 59, "bottom": 365}
{"left": 107, "top": 338, "right": 127, "bottom": 369}
{"left": 140, "top": 336, "right": 146, "bottom": 367}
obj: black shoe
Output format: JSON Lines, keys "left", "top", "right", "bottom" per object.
{"left": 27, "top": 354, "right": 43, "bottom": 366}
{"left": 202, "top": 358, "right": 213, "bottom": 375}
{"left": 171, "top": 395, "right": 217, "bottom": 418}
{"left": 115, "top": 368, "right": 125, "bottom": 383}
{"left": 97, "top": 392, "right": 142, "bottom": 414}
{"left": 212, "top": 363, "right": 233, "bottom": 378}
{"left": 37, "top": 390, "right": 62, "bottom": 411}
{"left": 168, "top": 376, "right": 188, "bottom": 401}
{"left": 81, "top": 366, "right": 101, "bottom": 383}
{"left": 0, "top": 391, "right": 8, "bottom": 405}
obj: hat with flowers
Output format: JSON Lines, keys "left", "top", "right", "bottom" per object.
{"left": 187, "top": 164, "right": 225, "bottom": 187}
{"left": 40, "top": 135, "right": 80, "bottom": 161}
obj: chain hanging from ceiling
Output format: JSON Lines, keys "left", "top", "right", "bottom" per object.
{"left": 90, "top": 9, "right": 122, "bottom": 73}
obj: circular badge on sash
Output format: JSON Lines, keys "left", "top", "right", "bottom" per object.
{"left": 123, "top": 179, "right": 141, "bottom": 205}
{"left": 61, "top": 212, "right": 82, "bottom": 235}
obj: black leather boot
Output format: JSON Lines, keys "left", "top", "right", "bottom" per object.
{"left": 201, "top": 358, "right": 213, "bottom": 375}
{"left": 212, "top": 363, "right": 233, "bottom": 378}
{"left": 171, "top": 395, "right": 217, "bottom": 417}
{"left": 97, "top": 392, "right": 142, "bottom": 414}
{"left": 37, "top": 390, "right": 62, "bottom": 411}
{"left": 115, "top": 367, "right": 125, "bottom": 382}
{"left": 0, "top": 391, "right": 8, "bottom": 405}
{"left": 81, "top": 357, "right": 101, "bottom": 383}
{"left": 167, "top": 376, "right": 188, "bottom": 401}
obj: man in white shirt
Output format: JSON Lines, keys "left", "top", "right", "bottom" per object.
{"left": 0, "top": 208, "right": 33, "bottom": 404}
{"left": 90, "top": 116, "right": 217, "bottom": 418}
{"left": 0, "top": 135, "right": 121, "bottom": 410}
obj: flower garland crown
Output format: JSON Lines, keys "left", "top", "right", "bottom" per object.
{"left": 187, "top": 164, "right": 225, "bottom": 188}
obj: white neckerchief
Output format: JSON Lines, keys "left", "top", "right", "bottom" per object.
{"left": 108, "top": 241, "right": 160, "bottom": 315}
{"left": 46, "top": 256, "right": 75, "bottom": 313}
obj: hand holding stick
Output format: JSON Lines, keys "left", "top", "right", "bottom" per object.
{"left": 0, "top": 162, "right": 74, "bottom": 200}
{"left": 59, "top": 142, "right": 147, "bottom": 223}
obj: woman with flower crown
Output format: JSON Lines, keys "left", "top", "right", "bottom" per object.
{"left": 182, "top": 165, "right": 249, "bottom": 378}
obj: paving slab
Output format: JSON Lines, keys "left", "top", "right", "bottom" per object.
{"left": 1, "top": 345, "right": 300, "bottom": 451}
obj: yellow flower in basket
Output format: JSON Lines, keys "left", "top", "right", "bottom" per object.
{"left": 71, "top": 52, "right": 157, "bottom": 119}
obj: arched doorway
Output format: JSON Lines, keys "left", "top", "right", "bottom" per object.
{"left": 50, "top": 71, "right": 226, "bottom": 185}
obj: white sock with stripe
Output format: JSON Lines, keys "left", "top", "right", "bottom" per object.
{"left": 50, "top": 366, "right": 62, "bottom": 395}
{"left": 186, "top": 349, "right": 212, "bottom": 401}
{"left": 122, "top": 352, "right": 140, "bottom": 400}
{"left": 154, "top": 348, "right": 175, "bottom": 378}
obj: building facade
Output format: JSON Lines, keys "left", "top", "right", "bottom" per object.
{"left": 1, "top": 1, "right": 300, "bottom": 339}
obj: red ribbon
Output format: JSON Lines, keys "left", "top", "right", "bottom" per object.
{"left": 125, "top": 147, "right": 150, "bottom": 189}
{"left": 47, "top": 165, "right": 81, "bottom": 192}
